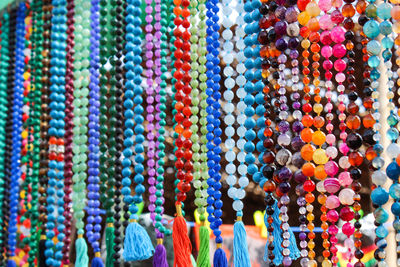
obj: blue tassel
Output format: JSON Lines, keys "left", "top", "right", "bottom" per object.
{"left": 213, "top": 247, "right": 228, "bottom": 267}
{"left": 233, "top": 220, "right": 251, "bottom": 267}
{"left": 123, "top": 221, "right": 154, "bottom": 261}
{"left": 288, "top": 224, "right": 301, "bottom": 260}
{"left": 91, "top": 257, "right": 104, "bottom": 267}
{"left": 6, "top": 259, "right": 17, "bottom": 267}
{"left": 263, "top": 200, "right": 300, "bottom": 265}
{"left": 75, "top": 237, "right": 89, "bottom": 267}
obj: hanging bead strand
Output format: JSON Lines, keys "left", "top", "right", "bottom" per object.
{"left": 45, "top": 0, "right": 68, "bottom": 264}
{"left": 7, "top": 3, "right": 26, "bottom": 264}
{"left": 364, "top": 0, "right": 390, "bottom": 264}
{"left": 86, "top": 0, "right": 103, "bottom": 263}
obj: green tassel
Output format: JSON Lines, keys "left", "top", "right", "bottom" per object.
{"left": 105, "top": 226, "right": 115, "bottom": 267}
{"left": 196, "top": 225, "right": 211, "bottom": 267}
{"left": 75, "top": 237, "right": 89, "bottom": 267}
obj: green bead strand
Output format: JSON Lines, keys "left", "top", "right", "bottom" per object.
{"left": 189, "top": 0, "right": 208, "bottom": 222}
{"left": 72, "top": 0, "right": 91, "bottom": 235}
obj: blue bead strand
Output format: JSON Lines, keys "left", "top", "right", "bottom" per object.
{"left": 205, "top": 0, "right": 225, "bottom": 262}
{"left": 123, "top": 0, "right": 145, "bottom": 226}
{"left": 7, "top": 3, "right": 26, "bottom": 259}
{"left": 45, "top": 0, "right": 68, "bottom": 265}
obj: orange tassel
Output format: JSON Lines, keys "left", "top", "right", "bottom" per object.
{"left": 172, "top": 205, "right": 193, "bottom": 267}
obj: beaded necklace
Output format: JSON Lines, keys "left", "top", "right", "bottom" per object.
{"left": 316, "top": 2, "right": 335, "bottom": 266}
{"left": 204, "top": 0, "right": 228, "bottom": 265}
{"left": 287, "top": 1, "right": 308, "bottom": 264}
{"left": 224, "top": 0, "right": 251, "bottom": 266}
{"left": 258, "top": 0, "right": 278, "bottom": 262}
{"left": 61, "top": 0, "right": 75, "bottom": 264}
{"left": 98, "top": 0, "right": 116, "bottom": 263}
{"left": 342, "top": 1, "right": 366, "bottom": 264}
{"left": 152, "top": 0, "right": 170, "bottom": 264}
{"left": 145, "top": 0, "right": 157, "bottom": 231}
{"left": 298, "top": 2, "right": 317, "bottom": 265}
{"left": 364, "top": 0, "right": 390, "bottom": 263}
{"left": 318, "top": 1, "right": 341, "bottom": 265}
{"left": 45, "top": 0, "right": 68, "bottom": 265}
{"left": 86, "top": 0, "right": 103, "bottom": 264}
{"left": 26, "top": 1, "right": 43, "bottom": 264}
{"left": 71, "top": 0, "right": 91, "bottom": 265}
{"left": 171, "top": 0, "right": 194, "bottom": 265}
{"left": 122, "top": 0, "right": 154, "bottom": 262}
{"left": 4, "top": 7, "right": 17, "bottom": 263}
{"left": 255, "top": 0, "right": 279, "bottom": 263}
{"left": 109, "top": 0, "right": 125, "bottom": 264}
{"left": 188, "top": 0, "right": 210, "bottom": 265}
{"left": 274, "top": 3, "right": 300, "bottom": 265}
{"left": 7, "top": 3, "right": 25, "bottom": 264}
{"left": 20, "top": 4, "right": 33, "bottom": 260}
{"left": 380, "top": 0, "right": 399, "bottom": 262}
{"left": 330, "top": 3, "right": 358, "bottom": 262}
{"left": 356, "top": 2, "right": 374, "bottom": 267}
{"left": 38, "top": 0, "right": 52, "bottom": 258}
{"left": 392, "top": 0, "right": 400, "bottom": 259}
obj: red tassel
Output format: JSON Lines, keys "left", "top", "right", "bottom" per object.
{"left": 172, "top": 205, "right": 193, "bottom": 267}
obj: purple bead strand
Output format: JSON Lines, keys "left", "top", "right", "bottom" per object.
{"left": 86, "top": 0, "right": 102, "bottom": 255}
{"left": 145, "top": 0, "right": 158, "bottom": 224}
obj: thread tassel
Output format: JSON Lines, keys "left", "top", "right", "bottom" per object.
{"left": 91, "top": 252, "right": 104, "bottom": 267}
{"left": 172, "top": 205, "right": 193, "bottom": 267}
{"left": 264, "top": 200, "right": 283, "bottom": 265}
{"left": 288, "top": 223, "right": 301, "bottom": 260}
{"left": 122, "top": 219, "right": 154, "bottom": 261}
{"left": 213, "top": 247, "right": 228, "bottom": 267}
{"left": 233, "top": 218, "right": 251, "bottom": 267}
{"left": 197, "top": 224, "right": 211, "bottom": 267}
{"left": 153, "top": 239, "right": 168, "bottom": 267}
{"left": 75, "top": 236, "right": 89, "bottom": 267}
{"left": 105, "top": 226, "right": 115, "bottom": 267}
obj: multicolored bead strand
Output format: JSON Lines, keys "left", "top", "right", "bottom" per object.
{"left": 257, "top": 0, "right": 279, "bottom": 264}
{"left": 343, "top": 1, "right": 365, "bottom": 265}
{"left": 298, "top": 2, "right": 315, "bottom": 265}
{"left": 393, "top": 0, "right": 400, "bottom": 261}
{"left": 27, "top": 0, "right": 43, "bottom": 264}
{"left": 45, "top": 0, "right": 68, "bottom": 265}
{"left": 364, "top": 0, "right": 390, "bottom": 264}
{"left": 37, "top": 0, "right": 52, "bottom": 264}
